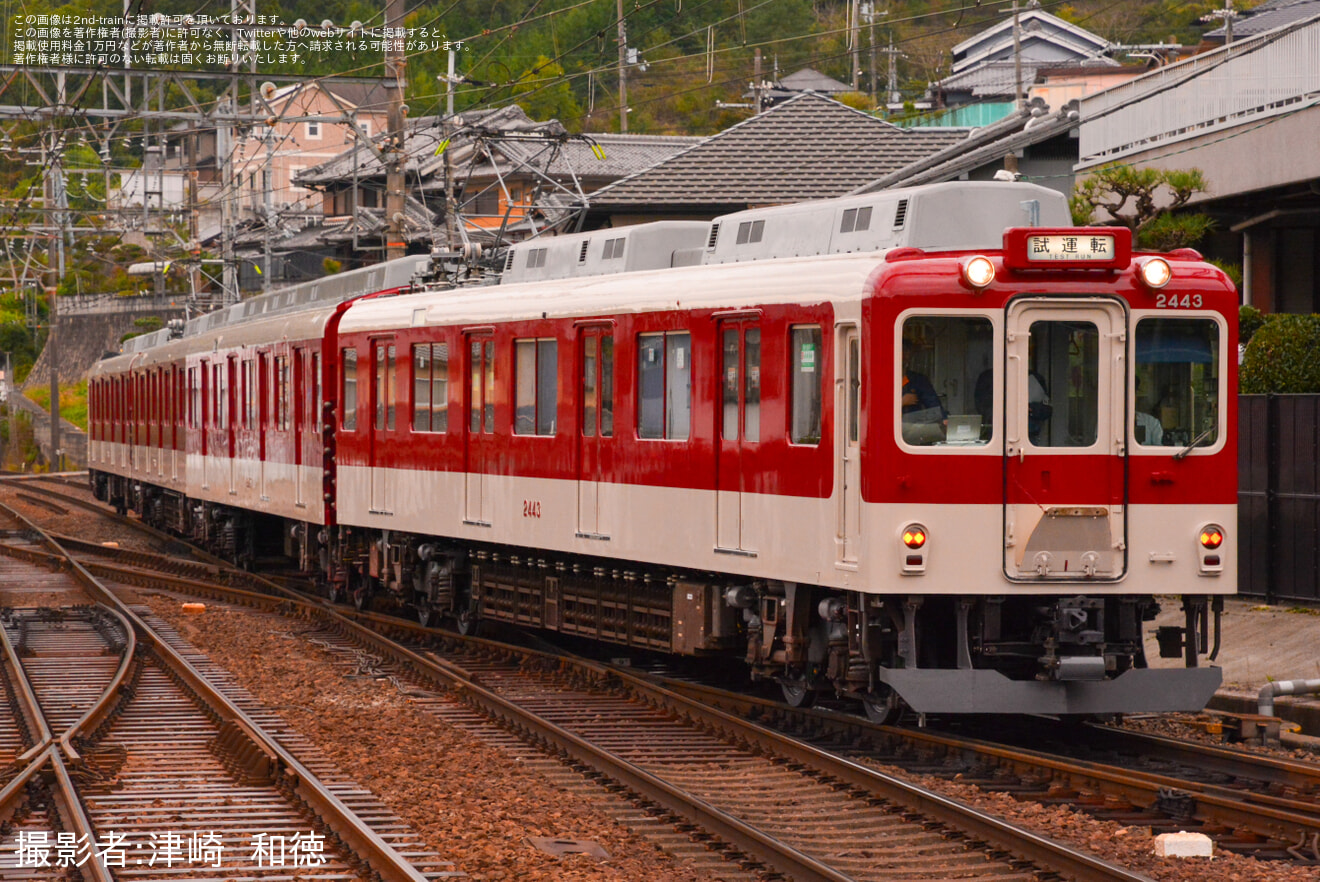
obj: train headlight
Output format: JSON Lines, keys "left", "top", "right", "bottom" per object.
{"left": 1138, "top": 257, "right": 1172, "bottom": 289}
{"left": 1199, "top": 526, "right": 1224, "bottom": 549}
{"left": 963, "top": 256, "right": 995, "bottom": 289}
{"left": 900, "top": 523, "right": 928, "bottom": 575}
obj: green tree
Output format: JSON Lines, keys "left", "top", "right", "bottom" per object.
{"left": 511, "top": 56, "right": 583, "bottom": 124}
{"left": 1240, "top": 314, "right": 1320, "bottom": 394}
{"left": 1070, "top": 165, "right": 1214, "bottom": 251}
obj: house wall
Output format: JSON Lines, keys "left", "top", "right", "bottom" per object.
{"left": 234, "top": 87, "right": 388, "bottom": 218}
{"left": 1029, "top": 70, "right": 1144, "bottom": 108}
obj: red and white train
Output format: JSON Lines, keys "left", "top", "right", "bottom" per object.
{"left": 87, "top": 181, "right": 1237, "bottom": 721}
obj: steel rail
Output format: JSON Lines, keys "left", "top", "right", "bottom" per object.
{"left": 0, "top": 480, "right": 1166, "bottom": 879}
{"left": 0, "top": 613, "right": 54, "bottom": 762}
{"left": 48, "top": 551, "right": 1155, "bottom": 882}
{"left": 0, "top": 500, "right": 432, "bottom": 882}
{"left": 38, "top": 532, "right": 1320, "bottom": 867}
{"left": 58, "top": 604, "right": 137, "bottom": 763}
{"left": 0, "top": 608, "right": 115, "bottom": 882}
{"left": 52, "top": 546, "right": 857, "bottom": 880}
{"left": 19, "top": 525, "right": 1318, "bottom": 877}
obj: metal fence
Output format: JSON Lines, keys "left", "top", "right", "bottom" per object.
{"left": 1078, "top": 16, "right": 1320, "bottom": 168}
{"left": 1239, "top": 394, "right": 1320, "bottom": 603}
{"left": 57, "top": 294, "right": 187, "bottom": 316}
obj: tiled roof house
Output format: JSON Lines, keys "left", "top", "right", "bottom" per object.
{"left": 581, "top": 92, "right": 966, "bottom": 226}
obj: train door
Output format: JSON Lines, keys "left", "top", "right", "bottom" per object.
{"left": 294, "top": 348, "right": 306, "bottom": 508}
{"left": 369, "top": 339, "right": 396, "bottom": 514}
{"left": 227, "top": 356, "right": 237, "bottom": 495}
{"left": 170, "top": 368, "right": 181, "bottom": 482}
{"left": 1004, "top": 297, "right": 1127, "bottom": 580}
{"left": 576, "top": 327, "right": 613, "bottom": 539}
{"left": 200, "top": 362, "right": 210, "bottom": 489}
{"left": 258, "top": 353, "right": 270, "bottom": 501}
{"left": 836, "top": 325, "right": 861, "bottom": 565}
{"left": 715, "top": 319, "right": 761, "bottom": 554}
{"left": 464, "top": 334, "right": 495, "bottom": 525}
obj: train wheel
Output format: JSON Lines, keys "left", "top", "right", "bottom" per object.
{"left": 780, "top": 676, "right": 816, "bottom": 709}
{"left": 862, "top": 685, "right": 902, "bottom": 726}
{"left": 325, "top": 581, "right": 345, "bottom": 605}
{"left": 455, "top": 605, "right": 477, "bottom": 636}
{"left": 417, "top": 606, "right": 434, "bottom": 628}
{"left": 350, "top": 573, "right": 372, "bottom": 611}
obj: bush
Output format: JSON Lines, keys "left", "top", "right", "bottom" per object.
{"left": 1240, "top": 314, "right": 1320, "bottom": 394}
{"left": 1238, "top": 305, "right": 1264, "bottom": 346}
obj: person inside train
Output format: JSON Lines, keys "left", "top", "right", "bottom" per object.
{"left": 1134, "top": 376, "right": 1163, "bottom": 445}
{"left": 901, "top": 338, "right": 946, "bottom": 443}
{"left": 972, "top": 365, "right": 1050, "bottom": 443}
{"left": 1027, "top": 369, "right": 1051, "bottom": 444}
{"left": 901, "top": 338, "right": 943, "bottom": 414}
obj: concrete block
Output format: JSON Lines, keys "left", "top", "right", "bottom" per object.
{"left": 1153, "top": 831, "right": 1213, "bottom": 858}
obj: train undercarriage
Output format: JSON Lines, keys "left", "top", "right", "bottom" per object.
{"left": 93, "top": 470, "right": 1225, "bottom": 723}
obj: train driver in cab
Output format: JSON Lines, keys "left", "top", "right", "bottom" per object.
{"left": 901, "top": 337, "right": 946, "bottom": 444}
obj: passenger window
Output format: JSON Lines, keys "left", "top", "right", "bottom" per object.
{"left": 374, "top": 343, "right": 396, "bottom": 432}
{"left": 342, "top": 348, "right": 357, "bottom": 431}
{"left": 469, "top": 340, "right": 495, "bottom": 434}
{"left": 514, "top": 339, "right": 558, "bottom": 436}
{"left": 789, "top": 326, "right": 823, "bottom": 444}
{"left": 1134, "top": 318, "right": 1220, "bottom": 449}
{"left": 900, "top": 316, "right": 994, "bottom": 447}
{"left": 638, "top": 331, "right": 690, "bottom": 440}
{"left": 413, "top": 343, "right": 449, "bottom": 433}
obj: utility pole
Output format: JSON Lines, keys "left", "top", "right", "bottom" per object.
{"left": 616, "top": 0, "right": 628, "bottom": 133}
{"left": 867, "top": 5, "right": 877, "bottom": 104}
{"left": 1011, "top": 0, "right": 1024, "bottom": 111}
{"left": 385, "top": 0, "right": 408, "bottom": 261}
{"left": 1201, "top": 0, "right": 1238, "bottom": 45}
{"left": 850, "top": 0, "right": 861, "bottom": 91}
{"left": 861, "top": 4, "right": 887, "bottom": 107}
{"left": 440, "top": 50, "right": 460, "bottom": 250}
{"left": 881, "top": 36, "right": 905, "bottom": 108}
{"left": 43, "top": 126, "right": 66, "bottom": 473}
{"left": 262, "top": 124, "right": 274, "bottom": 290}
{"left": 753, "top": 49, "right": 763, "bottom": 114}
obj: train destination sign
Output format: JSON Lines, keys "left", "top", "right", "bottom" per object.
{"left": 1026, "top": 234, "right": 1116, "bottom": 262}
{"left": 1001, "top": 227, "right": 1132, "bottom": 270}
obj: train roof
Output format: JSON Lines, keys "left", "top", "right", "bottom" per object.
{"left": 339, "top": 250, "right": 886, "bottom": 335}
{"left": 499, "top": 180, "right": 1070, "bottom": 284}
{"left": 91, "top": 300, "right": 347, "bottom": 375}
{"left": 115, "top": 255, "right": 432, "bottom": 357}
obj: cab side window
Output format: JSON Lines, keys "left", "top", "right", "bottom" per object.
{"left": 899, "top": 316, "right": 994, "bottom": 447}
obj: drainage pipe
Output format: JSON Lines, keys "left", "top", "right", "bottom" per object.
{"left": 1258, "top": 678, "right": 1320, "bottom": 717}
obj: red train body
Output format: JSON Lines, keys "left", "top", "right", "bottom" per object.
{"left": 88, "top": 183, "right": 1236, "bottom": 721}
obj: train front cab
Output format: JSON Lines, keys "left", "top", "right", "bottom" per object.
{"left": 849, "top": 229, "right": 1236, "bottom": 720}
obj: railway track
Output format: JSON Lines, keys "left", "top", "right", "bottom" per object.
{"left": 10, "top": 476, "right": 1320, "bottom": 877}
{"left": 1, "top": 483, "right": 1159, "bottom": 881}
{"left": 0, "top": 499, "right": 460, "bottom": 882}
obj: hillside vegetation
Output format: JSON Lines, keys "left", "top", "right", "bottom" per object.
{"left": 9, "top": 1, "right": 1249, "bottom": 135}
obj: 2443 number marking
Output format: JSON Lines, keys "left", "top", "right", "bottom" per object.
{"left": 523, "top": 500, "right": 541, "bottom": 519}
{"left": 1156, "top": 293, "right": 1202, "bottom": 308}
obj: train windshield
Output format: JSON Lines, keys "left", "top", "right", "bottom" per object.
{"left": 1133, "top": 317, "right": 1221, "bottom": 449}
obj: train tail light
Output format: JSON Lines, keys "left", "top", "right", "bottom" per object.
{"left": 1198, "top": 524, "right": 1225, "bottom": 575}
{"left": 1138, "top": 257, "right": 1172, "bottom": 289}
{"left": 962, "top": 256, "right": 995, "bottom": 289}
{"left": 900, "top": 523, "right": 928, "bottom": 575}
{"left": 902, "top": 527, "right": 927, "bottom": 548}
